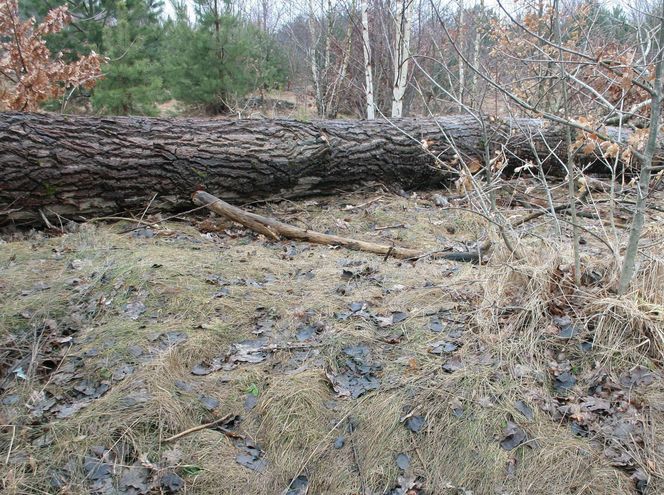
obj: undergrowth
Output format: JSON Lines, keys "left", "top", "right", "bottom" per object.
{"left": 1, "top": 186, "right": 663, "bottom": 494}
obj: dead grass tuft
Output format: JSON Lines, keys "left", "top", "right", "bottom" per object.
{"left": 2, "top": 188, "right": 664, "bottom": 494}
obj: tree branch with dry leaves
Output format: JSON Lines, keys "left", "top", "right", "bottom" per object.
{"left": 0, "top": 0, "right": 106, "bottom": 111}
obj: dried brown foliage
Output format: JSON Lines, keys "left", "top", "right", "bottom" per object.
{"left": 0, "top": 0, "right": 106, "bottom": 111}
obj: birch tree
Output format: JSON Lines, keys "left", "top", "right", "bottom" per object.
{"left": 391, "top": 0, "right": 413, "bottom": 117}
{"left": 456, "top": 2, "right": 465, "bottom": 110}
{"left": 361, "top": 0, "right": 375, "bottom": 119}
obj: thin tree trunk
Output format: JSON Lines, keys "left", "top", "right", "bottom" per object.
{"left": 361, "top": 0, "right": 375, "bottom": 119}
{"left": 553, "top": 0, "right": 581, "bottom": 285}
{"left": 391, "top": 0, "right": 412, "bottom": 117}
{"left": 468, "top": 0, "right": 483, "bottom": 109}
{"left": 618, "top": 3, "right": 664, "bottom": 294}
{"left": 308, "top": 0, "right": 324, "bottom": 117}
{"left": 457, "top": 3, "right": 465, "bottom": 111}
{"left": 326, "top": 1, "right": 353, "bottom": 118}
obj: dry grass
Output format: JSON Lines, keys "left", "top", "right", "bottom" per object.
{"left": 1, "top": 185, "right": 663, "bottom": 494}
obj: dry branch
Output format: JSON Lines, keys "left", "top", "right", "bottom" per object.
{"left": 163, "top": 414, "right": 236, "bottom": 443}
{"left": 192, "top": 190, "right": 488, "bottom": 262}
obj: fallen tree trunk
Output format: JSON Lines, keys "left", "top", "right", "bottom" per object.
{"left": 0, "top": 111, "right": 651, "bottom": 223}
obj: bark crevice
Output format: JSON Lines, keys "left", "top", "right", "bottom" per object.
{"left": 0, "top": 112, "right": 652, "bottom": 223}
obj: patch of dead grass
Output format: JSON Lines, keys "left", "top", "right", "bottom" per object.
{"left": 2, "top": 188, "right": 663, "bottom": 494}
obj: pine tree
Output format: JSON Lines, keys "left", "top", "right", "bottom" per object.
{"left": 161, "top": 3, "right": 286, "bottom": 113}
{"left": 19, "top": 0, "right": 115, "bottom": 56}
{"left": 91, "top": 0, "right": 165, "bottom": 115}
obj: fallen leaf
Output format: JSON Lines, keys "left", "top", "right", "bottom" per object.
{"left": 83, "top": 456, "right": 113, "bottom": 481}
{"left": 112, "top": 365, "right": 134, "bottom": 382}
{"left": 160, "top": 472, "right": 184, "bottom": 493}
{"left": 430, "top": 341, "right": 458, "bottom": 355}
{"left": 499, "top": 421, "right": 527, "bottom": 451}
{"left": 514, "top": 400, "right": 534, "bottom": 421}
{"left": 405, "top": 415, "right": 425, "bottom": 433}
{"left": 227, "top": 339, "right": 268, "bottom": 366}
{"left": 386, "top": 474, "right": 423, "bottom": 495}
{"left": 429, "top": 317, "right": 443, "bottom": 333}
{"left": 620, "top": 367, "right": 654, "bottom": 388}
{"left": 296, "top": 325, "right": 316, "bottom": 341}
{"left": 199, "top": 395, "right": 220, "bottom": 411}
{"left": 554, "top": 372, "right": 576, "bottom": 393}
{"left": 282, "top": 475, "right": 309, "bottom": 495}
{"left": 191, "top": 359, "right": 222, "bottom": 376}
{"left": 244, "top": 393, "right": 258, "bottom": 412}
{"left": 579, "top": 396, "right": 611, "bottom": 413}
{"left": 235, "top": 438, "right": 267, "bottom": 472}
{"left": 119, "top": 464, "right": 150, "bottom": 493}
{"left": 442, "top": 357, "right": 463, "bottom": 373}
{"left": 123, "top": 301, "right": 146, "bottom": 320}
{"left": 396, "top": 453, "right": 410, "bottom": 470}
{"left": 55, "top": 401, "right": 89, "bottom": 419}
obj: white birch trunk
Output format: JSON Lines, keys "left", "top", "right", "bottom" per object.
{"left": 457, "top": 4, "right": 465, "bottom": 111}
{"left": 468, "top": 0, "right": 483, "bottom": 108}
{"left": 362, "top": 0, "right": 375, "bottom": 119}
{"left": 391, "top": 0, "right": 413, "bottom": 118}
{"left": 307, "top": 0, "right": 324, "bottom": 116}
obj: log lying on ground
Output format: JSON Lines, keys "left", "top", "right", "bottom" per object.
{"left": 192, "top": 190, "right": 490, "bottom": 262}
{"left": 0, "top": 111, "right": 652, "bottom": 224}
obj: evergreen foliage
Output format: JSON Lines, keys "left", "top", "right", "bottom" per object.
{"left": 92, "top": 1, "right": 164, "bottom": 115}
{"left": 161, "top": 8, "right": 286, "bottom": 112}
{"left": 17, "top": 0, "right": 286, "bottom": 115}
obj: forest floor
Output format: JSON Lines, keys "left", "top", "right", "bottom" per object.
{"left": 1, "top": 179, "right": 664, "bottom": 494}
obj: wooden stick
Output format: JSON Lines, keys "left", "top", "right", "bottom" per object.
{"left": 511, "top": 190, "right": 589, "bottom": 227}
{"left": 193, "top": 191, "right": 489, "bottom": 261}
{"left": 343, "top": 196, "right": 384, "bottom": 210}
{"left": 374, "top": 224, "right": 406, "bottom": 230}
{"left": 163, "top": 414, "right": 234, "bottom": 443}
{"left": 4, "top": 425, "right": 15, "bottom": 465}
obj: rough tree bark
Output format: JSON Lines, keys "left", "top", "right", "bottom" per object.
{"left": 0, "top": 112, "right": 656, "bottom": 223}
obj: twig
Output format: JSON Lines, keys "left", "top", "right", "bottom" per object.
{"left": 556, "top": 215, "right": 617, "bottom": 255}
{"left": 4, "top": 425, "right": 16, "bottom": 465}
{"left": 136, "top": 193, "right": 158, "bottom": 229}
{"left": 45, "top": 208, "right": 74, "bottom": 231}
{"left": 383, "top": 245, "right": 394, "bottom": 262}
{"left": 88, "top": 216, "right": 158, "bottom": 227}
{"left": 344, "top": 196, "right": 384, "bottom": 210}
{"left": 115, "top": 203, "right": 215, "bottom": 235}
{"left": 374, "top": 224, "right": 406, "bottom": 231}
{"left": 260, "top": 342, "right": 324, "bottom": 352}
{"left": 38, "top": 209, "right": 59, "bottom": 231}
{"left": 0, "top": 207, "right": 22, "bottom": 216}
{"left": 511, "top": 190, "right": 589, "bottom": 227}
{"left": 347, "top": 418, "right": 367, "bottom": 495}
{"left": 163, "top": 414, "right": 234, "bottom": 443}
